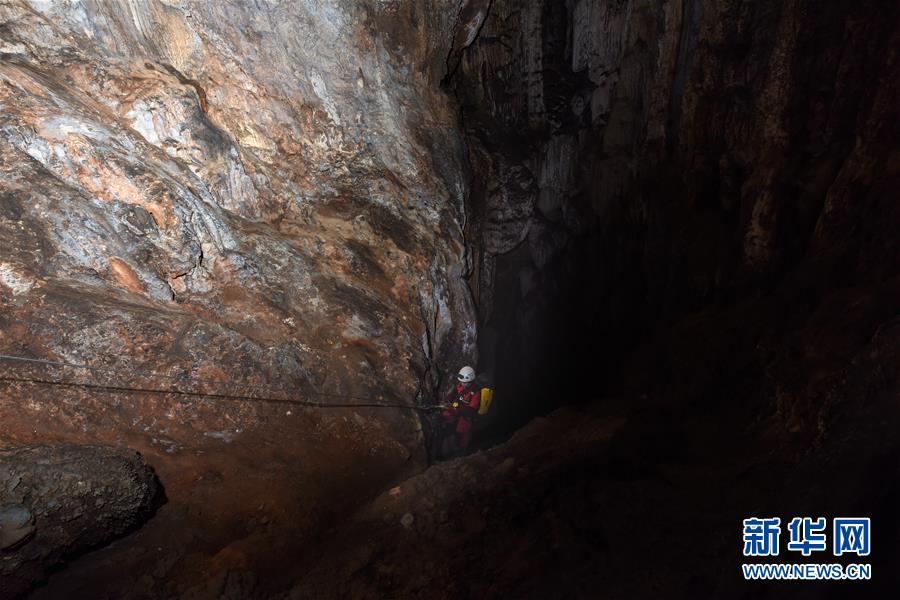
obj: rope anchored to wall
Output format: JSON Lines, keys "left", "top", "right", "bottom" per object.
{"left": 0, "top": 353, "right": 444, "bottom": 410}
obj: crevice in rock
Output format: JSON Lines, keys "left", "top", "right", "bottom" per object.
{"left": 441, "top": 0, "right": 496, "bottom": 88}
{"left": 159, "top": 62, "right": 209, "bottom": 115}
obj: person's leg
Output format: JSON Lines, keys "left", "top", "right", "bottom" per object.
{"left": 430, "top": 414, "right": 446, "bottom": 462}
{"left": 457, "top": 430, "right": 473, "bottom": 453}
{"left": 428, "top": 425, "right": 440, "bottom": 463}
{"left": 440, "top": 423, "right": 455, "bottom": 459}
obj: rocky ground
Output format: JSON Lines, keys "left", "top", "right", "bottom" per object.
{"left": 287, "top": 315, "right": 899, "bottom": 599}
{"left": 0, "top": 313, "right": 896, "bottom": 598}
{"left": 1, "top": 0, "right": 897, "bottom": 597}
{"left": 20, "top": 306, "right": 896, "bottom": 599}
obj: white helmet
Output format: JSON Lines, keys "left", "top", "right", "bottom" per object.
{"left": 457, "top": 366, "right": 476, "bottom": 383}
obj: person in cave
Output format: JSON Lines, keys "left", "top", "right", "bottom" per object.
{"left": 439, "top": 365, "right": 481, "bottom": 458}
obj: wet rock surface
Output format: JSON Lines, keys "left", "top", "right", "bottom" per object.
{"left": 0, "top": 444, "right": 158, "bottom": 598}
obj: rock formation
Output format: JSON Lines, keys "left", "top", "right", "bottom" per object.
{"left": 1, "top": 0, "right": 487, "bottom": 594}
{"left": 0, "top": 0, "right": 897, "bottom": 596}
{"left": 1, "top": 0, "right": 485, "bottom": 447}
{"left": 451, "top": 0, "right": 899, "bottom": 441}
{"left": 0, "top": 444, "right": 158, "bottom": 596}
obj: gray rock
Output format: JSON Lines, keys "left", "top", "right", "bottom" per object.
{"left": 0, "top": 444, "right": 159, "bottom": 598}
{"left": 0, "top": 505, "right": 35, "bottom": 550}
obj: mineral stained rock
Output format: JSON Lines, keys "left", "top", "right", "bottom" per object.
{"left": 1, "top": 0, "right": 896, "bottom": 596}
{"left": 0, "top": 0, "right": 488, "bottom": 593}
{"left": 0, "top": 0, "right": 485, "bottom": 440}
{"left": 0, "top": 444, "right": 158, "bottom": 597}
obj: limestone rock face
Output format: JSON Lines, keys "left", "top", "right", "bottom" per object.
{"left": 0, "top": 0, "right": 896, "bottom": 596}
{"left": 451, "top": 0, "right": 899, "bottom": 436}
{"left": 0, "top": 1, "right": 489, "bottom": 591}
{"left": 0, "top": 2, "right": 487, "bottom": 454}
{"left": 0, "top": 444, "right": 158, "bottom": 597}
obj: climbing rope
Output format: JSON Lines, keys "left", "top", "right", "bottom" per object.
{"left": 0, "top": 353, "right": 444, "bottom": 410}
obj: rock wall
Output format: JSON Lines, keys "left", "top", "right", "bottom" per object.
{"left": 0, "top": 0, "right": 897, "bottom": 594}
{"left": 0, "top": 1, "right": 491, "bottom": 455}
{"left": 0, "top": 1, "right": 488, "bottom": 592}
{"left": 451, "top": 0, "right": 899, "bottom": 439}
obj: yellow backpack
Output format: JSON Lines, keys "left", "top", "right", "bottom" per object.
{"left": 478, "top": 387, "right": 494, "bottom": 415}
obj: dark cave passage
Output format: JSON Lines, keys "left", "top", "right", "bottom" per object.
{"left": 455, "top": 0, "right": 900, "bottom": 452}
{"left": 473, "top": 233, "right": 616, "bottom": 444}
{"left": 1, "top": 1, "right": 898, "bottom": 598}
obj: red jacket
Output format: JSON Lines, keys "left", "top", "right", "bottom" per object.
{"left": 442, "top": 382, "right": 480, "bottom": 433}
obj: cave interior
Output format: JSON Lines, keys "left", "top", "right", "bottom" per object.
{"left": 0, "top": 0, "right": 898, "bottom": 598}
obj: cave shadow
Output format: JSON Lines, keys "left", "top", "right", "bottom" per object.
{"left": 472, "top": 232, "right": 626, "bottom": 448}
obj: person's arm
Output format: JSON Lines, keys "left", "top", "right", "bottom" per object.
{"left": 457, "top": 391, "right": 480, "bottom": 418}
{"left": 442, "top": 387, "right": 455, "bottom": 407}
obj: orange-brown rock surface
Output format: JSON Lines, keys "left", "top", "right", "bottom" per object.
{"left": 1, "top": 0, "right": 898, "bottom": 597}
{"left": 0, "top": 0, "right": 489, "bottom": 417}
{"left": 0, "top": 0, "right": 490, "bottom": 595}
